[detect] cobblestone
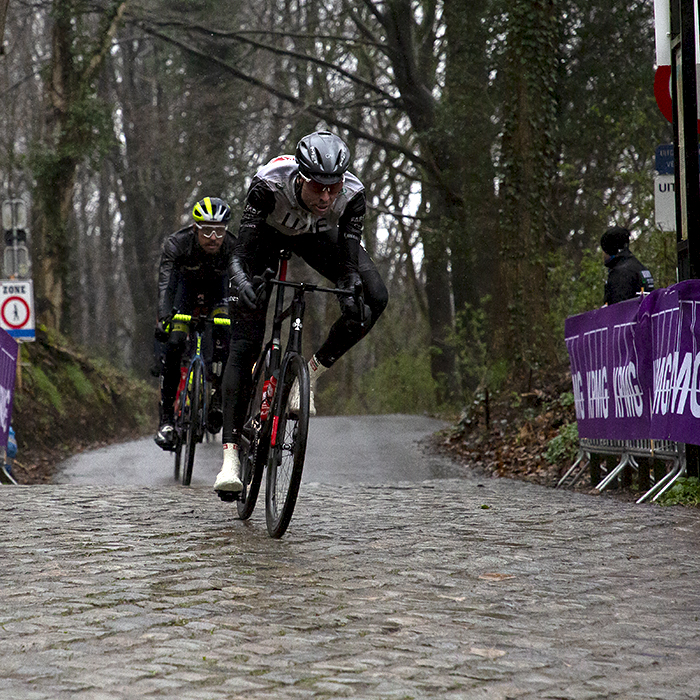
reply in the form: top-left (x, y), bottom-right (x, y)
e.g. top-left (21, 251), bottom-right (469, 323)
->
top-left (1, 475), bottom-right (700, 699)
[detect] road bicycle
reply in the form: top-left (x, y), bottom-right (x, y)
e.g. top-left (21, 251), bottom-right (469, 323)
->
top-left (171, 312), bottom-right (230, 486)
top-left (222, 251), bottom-right (361, 538)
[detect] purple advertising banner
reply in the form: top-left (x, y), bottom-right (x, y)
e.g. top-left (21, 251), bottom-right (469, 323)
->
top-left (637, 284), bottom-right (679, 441)
top-left (0, 326), bottom-right (18, 448)
top-left (565, 296), bottom-right (647, 439)
top-left (642, 280), bottom-right (700, 443)
top-left (565, 279), bottom-right (700, 444)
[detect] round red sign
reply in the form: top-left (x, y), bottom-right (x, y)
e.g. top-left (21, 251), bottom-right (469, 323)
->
top-left (654, 64), bottom-right (700, 132)
top-left (1, 296), bottom-right (30, 329)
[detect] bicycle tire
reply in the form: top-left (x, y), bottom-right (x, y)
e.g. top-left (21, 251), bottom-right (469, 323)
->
top-left (182, 361), bottom-right (205, 486)
top-left (173, 387), bottom-right (186, 481)
top-left (237, 352), bottom-right (270, 520)
top-left (265, 353), bottom-right (310, 538)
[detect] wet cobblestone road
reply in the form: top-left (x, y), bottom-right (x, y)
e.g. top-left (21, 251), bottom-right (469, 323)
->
top-left (2, 473), bottom-right (700, 698)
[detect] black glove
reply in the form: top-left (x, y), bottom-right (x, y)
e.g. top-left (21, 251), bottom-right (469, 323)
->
top-left (230, 258), bottom-right (258, 310)
top-left (155, 315), bottom-right (172, 342)
top-left (337, 272), bottom-right (369, 324)
top-left (237, 277), bottom-right (258, 309)
top-left (251, 269), bottom-right (275, 308)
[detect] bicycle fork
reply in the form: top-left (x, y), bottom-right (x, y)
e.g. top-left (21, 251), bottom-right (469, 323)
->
top-left (191, 334), bottom-right (207, 427)
top-left (270, 288), bottom-right (307, 447)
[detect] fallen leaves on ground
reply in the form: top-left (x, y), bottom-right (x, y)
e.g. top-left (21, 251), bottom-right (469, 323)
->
top-left (478, 572), bottom-right (516, 581)
top-left (469, 647), bottom-right (507, 659)
top-left (428, 372), bottom-right (577, 489)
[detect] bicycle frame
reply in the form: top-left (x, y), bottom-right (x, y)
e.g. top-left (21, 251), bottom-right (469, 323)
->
top-left (263, 254), bottom-right (357, 412)
top-left (173, 315), bottom-right (219, 421)
top-left (171, 313), bottom-right (230, 485)
top-left (235, 251), bottom-right (359, 535)
top-left (173, 314), bottom-right (231, 392)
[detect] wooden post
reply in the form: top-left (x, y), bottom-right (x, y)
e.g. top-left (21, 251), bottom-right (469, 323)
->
top-left (637, 456), bottom-right (651, 493)
top-left (14, 342), bottom-right (21, 392)
top-left (589, 453), bottom-right (601, 487)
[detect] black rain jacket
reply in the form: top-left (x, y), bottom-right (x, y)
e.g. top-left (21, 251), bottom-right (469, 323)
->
top-left (604, 249), bottom-right (654, 305)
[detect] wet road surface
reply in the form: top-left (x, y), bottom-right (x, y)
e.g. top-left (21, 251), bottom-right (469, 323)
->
top-left (54, 414), bottom-right (458, 487)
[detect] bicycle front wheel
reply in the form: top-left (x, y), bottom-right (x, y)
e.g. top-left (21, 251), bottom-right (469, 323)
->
top-left (173, 388), bottom-right (186, 481)
top-left (265, 353), bottom-right (309, 538)
top-left (182, 361), bottom-right (206, 486)
top-left (237, 352), bottom-right (270, 520)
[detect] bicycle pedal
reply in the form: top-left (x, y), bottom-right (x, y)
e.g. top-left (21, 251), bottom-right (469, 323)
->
top-left (217, 490), bottom-right (241, 502)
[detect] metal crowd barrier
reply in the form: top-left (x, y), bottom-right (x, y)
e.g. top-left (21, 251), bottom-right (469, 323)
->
top-left (557, 438), bottom-right (685, 504)
top-left (0, 465), bottom-right (17, 485)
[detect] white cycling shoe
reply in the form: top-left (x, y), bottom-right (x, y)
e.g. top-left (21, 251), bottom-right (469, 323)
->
top-left (288, 355), bottom-right (328, 416)
top-left (289, 378), bottom-right (316, 416)
top-left (214, 444), bottom-right (243, 492)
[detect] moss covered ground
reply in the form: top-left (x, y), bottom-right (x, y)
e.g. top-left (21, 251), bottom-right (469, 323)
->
top-left (9, 328), bottom-right (157, 484)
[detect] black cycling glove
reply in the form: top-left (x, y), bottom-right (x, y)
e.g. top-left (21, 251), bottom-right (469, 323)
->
top-left (230, 259), bottom-right (272, 311)
top-left (155, 315), bottom-right (172, 342)
top-left (230, 258), bottom-right (258, 310)
top-left (337, 272), bottom-right (370, 324)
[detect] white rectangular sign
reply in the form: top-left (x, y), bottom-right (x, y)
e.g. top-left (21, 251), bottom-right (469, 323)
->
top-left (654, 174), bottom-right (676, 231)
top-left (0, 279), bottom-right (35, 342)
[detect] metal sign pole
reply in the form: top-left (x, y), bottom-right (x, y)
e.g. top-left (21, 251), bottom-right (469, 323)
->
top-left (672, 0), bottom-right (700, 276)
top-left (670, 0), bottom-right (700, 475)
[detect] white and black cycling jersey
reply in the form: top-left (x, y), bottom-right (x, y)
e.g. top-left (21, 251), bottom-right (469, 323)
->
top-left (241, 155), bottom-right (365, 241)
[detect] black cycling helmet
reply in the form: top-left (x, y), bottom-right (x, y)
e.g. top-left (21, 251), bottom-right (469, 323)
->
top-left (192, 197), bottom-right (231, 223)
top-left (601, 226), bottom-right (630, 256)
top-left (295, 131), bottom-right (351, 185)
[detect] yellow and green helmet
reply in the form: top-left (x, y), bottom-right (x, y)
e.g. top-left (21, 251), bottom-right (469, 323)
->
top-left (192, 197), bottom-right (231, 223)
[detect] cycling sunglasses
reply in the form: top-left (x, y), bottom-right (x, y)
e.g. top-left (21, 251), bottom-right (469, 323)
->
top-left (196, 223), bottom-right (226, 239)
top-left (300, 173), bottom-right (344, 196)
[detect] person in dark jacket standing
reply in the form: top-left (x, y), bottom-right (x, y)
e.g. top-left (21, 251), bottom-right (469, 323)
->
top-left (600, 226), bottom-right (655, 305)
top-left (153, 197), bottom-right (235, 450)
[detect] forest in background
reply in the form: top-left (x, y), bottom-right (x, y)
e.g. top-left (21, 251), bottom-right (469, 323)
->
top-left (0, 0), bottom-right (675, 417)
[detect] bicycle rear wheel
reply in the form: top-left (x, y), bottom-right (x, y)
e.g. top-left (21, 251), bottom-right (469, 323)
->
top-left (237, 352), bottom-right (270, 520)
top-left (182, 361), bottom-right (205, 486)
top-left (265, 353), bottom-right (309, 538)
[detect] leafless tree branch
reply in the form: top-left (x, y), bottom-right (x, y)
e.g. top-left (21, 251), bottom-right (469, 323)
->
top-left (135, 15), bottom-right (400, 106)
top-left (130, 19), bottom-right (430, 171)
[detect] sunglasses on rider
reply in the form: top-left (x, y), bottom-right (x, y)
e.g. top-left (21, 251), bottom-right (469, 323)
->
top-left (300, 173), bottom-right (344, 196)
top-left (196, 223), bottom-right (226, 239)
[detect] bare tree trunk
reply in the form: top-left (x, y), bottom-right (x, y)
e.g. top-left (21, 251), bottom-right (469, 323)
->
top-left (32, 0), bottom-right (127, 331)
top-left (442, 0), bottom-right (497, 316)
top-left (496, 0), bottom-right (559, 374)
top-left (373, 0), bottom-right (460, 400)
top-left (0, 0), bottom-right (9, 55)
top-left (32, 1), bottom-right (73, 329)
